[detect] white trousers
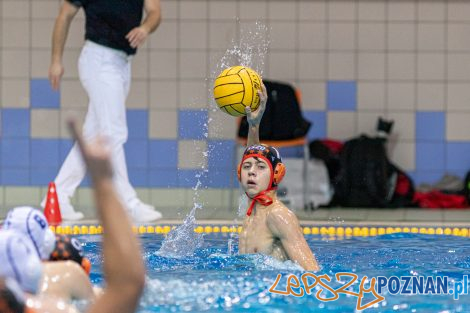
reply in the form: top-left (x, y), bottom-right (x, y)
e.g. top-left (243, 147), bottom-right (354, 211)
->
top-left (54, 41), bottom-right (138, 208)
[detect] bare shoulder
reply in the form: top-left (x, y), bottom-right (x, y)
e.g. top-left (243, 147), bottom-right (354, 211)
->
top-left (267, 202), bottom-right (299, 223)
top-left (266, 202), bottom-right (301, 235)
top-left (44, 260), bottom-right (87, 279)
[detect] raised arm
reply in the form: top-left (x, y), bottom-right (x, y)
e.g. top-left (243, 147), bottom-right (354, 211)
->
top-left (246, 84), bottom-right (267, 147)
top-left (49, 1), bottom-right (79, 90)
top-left (68, 121), bottom-right (145, 313)
top-left (126, 0), bottom-right (162, 48)
top-left (267, 208), bottom-right (320, 271)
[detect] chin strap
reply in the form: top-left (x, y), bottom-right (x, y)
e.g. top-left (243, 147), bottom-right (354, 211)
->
top-left (246, 189), bottom-right (275, 216)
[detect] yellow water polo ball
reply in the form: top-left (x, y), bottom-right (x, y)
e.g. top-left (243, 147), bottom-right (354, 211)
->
top-left (213, 65), bottom-right (262, 117)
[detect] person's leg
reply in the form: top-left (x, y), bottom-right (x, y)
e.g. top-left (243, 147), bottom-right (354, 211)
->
top-left (111, 60), bottom-right (137, 206)
top-left (87, 47), bottom-right (161, 222)
top-left (41, 44), bottom-right (102, 220)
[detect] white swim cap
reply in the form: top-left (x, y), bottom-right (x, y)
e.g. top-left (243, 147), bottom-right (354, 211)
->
top-left (3, 206), bottom-right (55, 260)
top-left (0, 230), bottom-right (43, 294)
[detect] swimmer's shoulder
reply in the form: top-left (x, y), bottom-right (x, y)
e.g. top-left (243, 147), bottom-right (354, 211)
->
top-left (44, 260), bottom-right (84, 274)
top-left (268, 202), bottom-right (296, 219)
top-left (266, 202), bottom-right (299, 234)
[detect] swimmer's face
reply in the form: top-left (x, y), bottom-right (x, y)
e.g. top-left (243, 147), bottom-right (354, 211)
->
top-left (240, 157), bottom-right (271, 197)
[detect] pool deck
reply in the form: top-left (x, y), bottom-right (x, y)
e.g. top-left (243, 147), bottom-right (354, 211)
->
top-left (53, 208), bottom-right (470, 227)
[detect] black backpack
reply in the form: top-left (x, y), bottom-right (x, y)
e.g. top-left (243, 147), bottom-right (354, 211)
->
top-left (237, 80), bottom-right (311, 140)
top-left (332, 135), bottom-right (395, 207)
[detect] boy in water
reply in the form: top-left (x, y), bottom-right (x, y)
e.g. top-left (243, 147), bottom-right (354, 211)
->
top-left (237, 85), bottom-right (320, 271)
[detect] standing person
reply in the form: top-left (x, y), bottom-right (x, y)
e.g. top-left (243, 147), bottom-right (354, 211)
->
top-left (43, 0), bottom-right (162, 222)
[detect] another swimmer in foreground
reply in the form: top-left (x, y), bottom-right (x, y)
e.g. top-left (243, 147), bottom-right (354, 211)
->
top-left (40, 234), bottom-right (99, 301)
top-left (0, 229), bottom-right (79, 313)
top-left (3, 206), bottom-right (97, 302)
top-left (0, 121), bottom-right (145, 313)
top-left (237, 84), bottom-right (320, 271)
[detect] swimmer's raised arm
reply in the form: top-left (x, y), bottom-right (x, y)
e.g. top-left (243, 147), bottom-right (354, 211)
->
top-left (267, 208), bottom-right (320, 271)
top-left (69, 120), bottom-right (145, 313)
top-left (245, 84), bottom-right (267, 147)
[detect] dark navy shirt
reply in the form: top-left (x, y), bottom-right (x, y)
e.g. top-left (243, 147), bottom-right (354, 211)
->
top-left (67, 0), bottom-right (144, 55)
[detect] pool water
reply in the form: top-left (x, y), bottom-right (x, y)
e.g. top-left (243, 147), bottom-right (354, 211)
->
top-left (81, 232), bottom-right (470, 312)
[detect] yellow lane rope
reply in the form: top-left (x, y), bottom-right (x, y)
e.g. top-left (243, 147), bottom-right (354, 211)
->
top-left (49, 225), bottom-right (470, 237)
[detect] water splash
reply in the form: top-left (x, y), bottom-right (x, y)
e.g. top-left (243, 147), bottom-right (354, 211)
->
top-left (208, 20), bottom-right (270, 161)
top-left (237, 191), bottom-right (249, 217)
top-left (157, 21), bottom-right (270, 258)
top-left (212, 20), bottom-right (269, 79)
top-left (156, 204), bottom-right (204, 258)
top-left (140, 253), bottom-right (303, 311)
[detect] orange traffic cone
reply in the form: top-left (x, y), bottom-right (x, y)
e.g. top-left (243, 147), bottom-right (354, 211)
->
top-left (44, 182), bottom-right (62, 226)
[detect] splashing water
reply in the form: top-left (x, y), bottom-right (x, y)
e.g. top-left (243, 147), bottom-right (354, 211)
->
top-left (237, 191), bottom-right (249, 217)
top-left (208, 21), bottom-right (270, 149)
top-left (156, 204), bottom-right (204, 258)
top-left (213, 21), bottom-right (270, 254)
top-left (158, 21), bottom-right (270, 258)
top-left (212, 21), bottom-right (270, 79)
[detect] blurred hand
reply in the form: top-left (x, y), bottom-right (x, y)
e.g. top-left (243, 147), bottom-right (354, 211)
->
top-left (126, 26), bottom-right (149, 48)
top-left (49, 62), bottom-right (64, 90)
top-left (68, 120), bottom-right (113, 181)
top-left (246, 83), bottom-right (267, 127)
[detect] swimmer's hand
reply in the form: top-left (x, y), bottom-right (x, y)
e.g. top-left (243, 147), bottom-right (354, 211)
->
top-left (246, 83), bottom-right (267, 127)
top-left (68, 120), bottom-right (114, 181)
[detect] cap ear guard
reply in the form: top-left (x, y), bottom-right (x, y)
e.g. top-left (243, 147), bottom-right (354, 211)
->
top-left (22, 256), bottom-right (43, 295)
top-left (10, 236), bottom-right (43, 294)
top-left (237, 160), bottom-right (285, 186)
top-left (81, 258), bottom-right (91, 276)
top-left (237, 163), bottom-right (242, 182)
top-left (273, 162), bottom-right (286, 185)
top-left (40, 229), bottom-right (56, 260)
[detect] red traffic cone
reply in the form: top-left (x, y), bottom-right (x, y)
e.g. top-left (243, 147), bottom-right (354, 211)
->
top-left (44, 182), bottom-right (62, 226)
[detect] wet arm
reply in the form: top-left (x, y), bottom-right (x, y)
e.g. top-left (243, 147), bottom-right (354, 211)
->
top-left (267, 209), bottom-right (320, 271)
top-left (87, 179), bottom-right (145, 313)
top-left (246, 84), bottom-right (267, 147)
top-left (69, 121), bottom-right (145, 313)
top-left (246, 124), bottom-right (260, 147)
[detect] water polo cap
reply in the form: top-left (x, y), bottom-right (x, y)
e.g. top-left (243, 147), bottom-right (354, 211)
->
top-left (49, 235), bottom-right (91, 275)
top-left (0, 230), bottom-right (44, 294)
top-left (237, 144), bottom-right (286, 216)
top-left (4, 206), bottom-right (56, 260)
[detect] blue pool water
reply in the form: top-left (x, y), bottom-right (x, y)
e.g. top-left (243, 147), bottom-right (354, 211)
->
top-left (81, 232), bottom-right (470, 312)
